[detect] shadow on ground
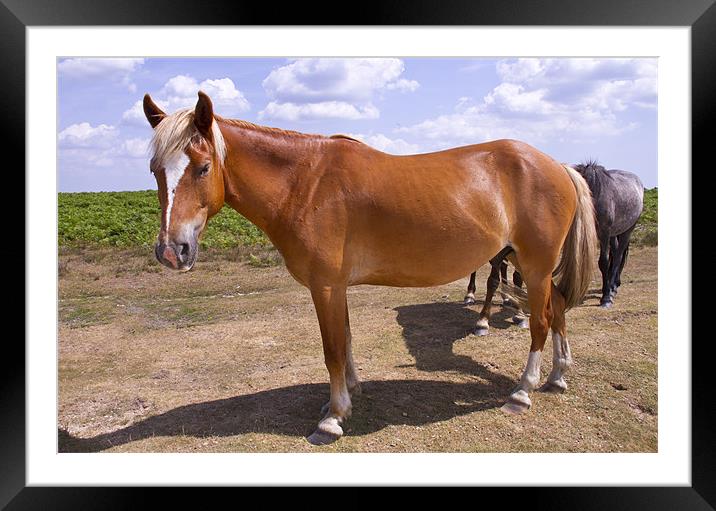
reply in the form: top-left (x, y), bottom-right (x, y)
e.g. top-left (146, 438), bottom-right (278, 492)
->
top-left (394, 301), bottom-right (520, 379)
top-left (60, 300), bottom-right (527, 453)
top-left (59, 379), bottom-right (505, 452)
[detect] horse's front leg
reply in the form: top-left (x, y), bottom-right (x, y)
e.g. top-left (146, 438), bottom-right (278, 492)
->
top-left (464, 271), bottom-right (478, 304)
top-left (320, 297), bottom-right (360, 414)
top-left (307, 283), bottom-right (352, 445)
top-left (502, 275), bottom-right (552, 414)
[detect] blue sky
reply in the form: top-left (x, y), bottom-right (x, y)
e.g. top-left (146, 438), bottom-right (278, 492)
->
top-left (58, 57), bottom-right (657, 192)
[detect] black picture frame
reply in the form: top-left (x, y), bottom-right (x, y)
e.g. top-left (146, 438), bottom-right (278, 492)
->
top-left (7, 0), bottom-right (711, 506)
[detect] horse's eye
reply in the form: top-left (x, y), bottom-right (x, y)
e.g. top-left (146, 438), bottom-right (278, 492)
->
top-left (199, 163), bottom-right (210, 176)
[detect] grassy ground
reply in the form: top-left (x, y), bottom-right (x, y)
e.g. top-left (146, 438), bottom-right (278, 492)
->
top-left (58, 246), bottom-right (657, 453)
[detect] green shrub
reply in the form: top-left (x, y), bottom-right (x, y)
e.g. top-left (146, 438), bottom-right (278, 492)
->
top-left (58, 190), bottom-right (269, 249)
top-left (632, 188), bottom-right (657, 246)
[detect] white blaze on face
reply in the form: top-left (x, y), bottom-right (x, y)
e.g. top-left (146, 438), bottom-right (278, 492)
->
top-left (163, 153), bottom-right (190, 243)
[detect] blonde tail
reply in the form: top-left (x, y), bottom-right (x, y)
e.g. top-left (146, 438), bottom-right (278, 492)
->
top-left (554, 165), bottom-right (598, 310)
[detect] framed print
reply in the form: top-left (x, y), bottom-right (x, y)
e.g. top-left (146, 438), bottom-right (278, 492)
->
top-left (7, 0), bottom-right (712, 506)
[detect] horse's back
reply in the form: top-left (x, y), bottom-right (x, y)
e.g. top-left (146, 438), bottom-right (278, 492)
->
top-left (326, 139), bottom-right (576, 286)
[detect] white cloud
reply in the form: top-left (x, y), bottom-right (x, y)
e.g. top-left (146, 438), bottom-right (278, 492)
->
top-left (346, 133), bottom-right (421, 155)
top-left (58, 58), bottom-right (144, 77)
top-left (483, 83), bottom-right (553, 115)
top-left (385, 78), bottom-right (420, 93)
top-left (121, 138), bottom-right (150, 158)
top-left (59, 148), bottom-right (115, 168)
top-left (58, 122), bottom-right (118, 148)
top-left (496, 58), bottom-right (546, 83)
top-left (495, 58), bottom-right (657, 110)
top-left (58, 58), bottom-right (145, 92)
top-left (259, 101), bottom-right (379, 121)
top-left (399, 58), bottom-right (656, 147)
top-left (159, 75), bottom-right (250, 113)
top-left (122, 74), bottom-right (250, 126)
top-left (58, 122), bottom-right (151, 170)
top-left (260, 58), bottom-right (419, 121)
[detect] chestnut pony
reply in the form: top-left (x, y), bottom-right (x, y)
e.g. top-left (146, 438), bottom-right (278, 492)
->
top-left (144, 91), bottom-right (597, 445)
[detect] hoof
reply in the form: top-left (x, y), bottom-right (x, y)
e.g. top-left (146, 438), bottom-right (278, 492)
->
top-left (307, 417), bottom-right (344, 446)
top-left (464, 294), bottom-right (476, 305)
top-left (500, 400), bottom-right (530, 415)
top-left (539, 380), bottom-right (567, 394)
top-left (513, 315), bottom-right (529, 329)
top-left (599, 301), bottom-right (613, 309)
top-left (474, 318), bottom-right (489, 336)
top-left (500, 390), bottom-right (531, 415)
top-left (307, 429), bottom-right (342, 445)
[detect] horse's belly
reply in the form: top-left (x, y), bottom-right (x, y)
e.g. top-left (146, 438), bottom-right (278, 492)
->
top-left (349, 232), bottom-right (504, 287)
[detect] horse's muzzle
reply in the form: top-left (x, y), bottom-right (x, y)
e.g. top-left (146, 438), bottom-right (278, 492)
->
top-left (155, 240), bottom-right (196, 271)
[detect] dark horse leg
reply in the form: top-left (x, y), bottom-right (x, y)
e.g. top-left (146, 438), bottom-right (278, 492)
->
top-left (605, 236), bottom-right (618, 294)
top-left (513, 269), bottom-right (524, 288)
top-left (609, 225), bottom-right (636, 297)
top-left (509, 268), bottom-right (529, 328)
top-left (615, 245), bottom-right (629, 290)
top-left (499, 260), bottom-right (528, 328)
top-left (474, 247), bottom-right (514, 336)
top-left (466, 259), bottom-right (512, 306)
top-left (464, 271), bottom-right (478, 304)
top-left (499, 261), bottom-right (512, 306)
top-left (467, 248), bottom-right (529, 334)
top-left (598, 234), bottom-right (613, 308)
top-left (474, 263), bottom-right (501, 336)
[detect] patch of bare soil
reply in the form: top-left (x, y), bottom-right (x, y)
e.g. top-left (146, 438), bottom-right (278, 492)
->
top-left (58, 247), bottom-right (657, 453)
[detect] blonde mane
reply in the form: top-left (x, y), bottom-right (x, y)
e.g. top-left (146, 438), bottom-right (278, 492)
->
top-left (150, 108), bottom-right (227, 167)
top-left (150, 110), bottom-right (365, 168)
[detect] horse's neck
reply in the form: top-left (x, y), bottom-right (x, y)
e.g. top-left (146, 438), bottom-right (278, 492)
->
top-left (582, 167), bottom-right (603, 200)
top-left (219, 122), bottom-right (321, 234)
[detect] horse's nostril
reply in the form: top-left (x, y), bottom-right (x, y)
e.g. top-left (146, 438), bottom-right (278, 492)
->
top-left (179, 243), bottom-right (190, 257)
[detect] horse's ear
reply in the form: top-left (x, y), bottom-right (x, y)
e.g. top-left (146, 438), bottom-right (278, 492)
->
top-left (194, 91), bottom-right (214, 139)
top-left (143, 94), bottom-right (166, 129)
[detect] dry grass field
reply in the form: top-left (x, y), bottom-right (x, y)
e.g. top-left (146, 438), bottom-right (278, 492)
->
top-left (58, 246), bottom-right (657, 453)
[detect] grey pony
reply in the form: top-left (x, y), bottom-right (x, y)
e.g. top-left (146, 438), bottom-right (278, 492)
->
top-left (573, 160), bottom-right (644, 308)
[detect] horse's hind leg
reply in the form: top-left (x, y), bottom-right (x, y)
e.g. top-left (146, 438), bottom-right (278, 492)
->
top-left (604, 229), bottom-right (632, 304)
top-left (613, 225), bottom-right (635, 294)
top-left (502, 273), bottom-right (553, 414)
top-left (510, 268), bottom-right (529, 329)
top-left (474, 263), bottom-right (500, 336)
top-left (501, 258), bottom-right (529, 329)
top-left (615, 244), bottom-right (628, 290)
top-left (464, 271), bottom-right (478, 304)
top-left (539, 283), bottom-right (572, 393)
top-left (308, 284), bottom-right (352, 445)
top-left (499, 261), bottom-right (511, 305)
top-left (598, 234), bottom-right (613, 308)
